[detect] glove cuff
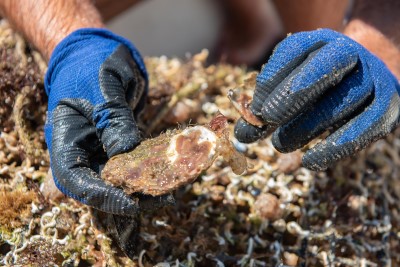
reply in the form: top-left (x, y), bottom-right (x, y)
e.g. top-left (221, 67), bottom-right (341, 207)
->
top-left (45, 28), bottom-right (148, 96)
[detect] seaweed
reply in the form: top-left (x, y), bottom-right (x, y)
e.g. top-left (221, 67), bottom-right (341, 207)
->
top-left (0, 189), bottom-right (37, 230)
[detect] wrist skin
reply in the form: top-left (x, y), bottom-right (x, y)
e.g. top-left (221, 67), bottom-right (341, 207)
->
top-left (0, 0), bottom-right (105, 61)
top-left (343, 0), bottom-right (400, 79)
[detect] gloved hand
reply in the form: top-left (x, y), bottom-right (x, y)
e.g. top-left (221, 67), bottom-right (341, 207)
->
top-left (235, 29), bottom-right (400, 171)
top-left (45, 28), bottom-right (173, 215)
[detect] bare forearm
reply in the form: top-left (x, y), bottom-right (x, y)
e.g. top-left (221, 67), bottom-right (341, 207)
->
top-left (344, 0), bottom-right (400, 79)
top-left (0, 0), bottom-right (105, 61)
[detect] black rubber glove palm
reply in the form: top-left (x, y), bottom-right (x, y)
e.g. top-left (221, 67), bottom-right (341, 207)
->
top-left (45, 29), bottom-right (173, 215)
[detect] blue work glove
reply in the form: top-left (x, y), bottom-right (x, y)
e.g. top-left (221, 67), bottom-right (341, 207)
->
top-left (235, 29), bottom-right (400, 170)
top-left (45, 28), bottom-right (173, 215)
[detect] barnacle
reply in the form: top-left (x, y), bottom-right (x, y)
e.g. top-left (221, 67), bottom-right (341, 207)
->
top-left (102, 113), bottom-right (247, 196)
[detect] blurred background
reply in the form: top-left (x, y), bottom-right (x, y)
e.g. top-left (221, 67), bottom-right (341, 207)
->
top-left (107, 0), bottom-right (220, 59)
top-left (97, 0), bottom-right (351, 67)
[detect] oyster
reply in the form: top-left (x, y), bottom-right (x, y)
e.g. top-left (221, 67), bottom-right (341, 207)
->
top-left (101, 113), bottom-right (247, 196)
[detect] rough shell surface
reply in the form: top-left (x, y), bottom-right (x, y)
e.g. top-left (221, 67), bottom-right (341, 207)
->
top-left (101, 114), bottom-right (247, 196)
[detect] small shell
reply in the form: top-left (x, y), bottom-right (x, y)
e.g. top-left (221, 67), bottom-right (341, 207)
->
top-left (228, 88), bottom-right (264, 127)
top-left (101, 114), bottom-right (247, 196)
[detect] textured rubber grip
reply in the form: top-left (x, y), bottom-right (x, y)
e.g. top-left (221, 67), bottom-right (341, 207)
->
top-left (51, 102), bottom-right (139, 215)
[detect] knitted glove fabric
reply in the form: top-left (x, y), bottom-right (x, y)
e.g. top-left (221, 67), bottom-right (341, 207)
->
top-left (235, 29), bottom-right (400, 170)
top-left (45, 28), bottom-right (172, 215)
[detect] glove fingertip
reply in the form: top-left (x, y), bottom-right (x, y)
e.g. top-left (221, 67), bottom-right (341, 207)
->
top-left (302, 139), bottom-right (349, 171)
top-left (96, 104), bottom-right (143, 158)
top-left (234, 118), bottom-right (274, 143)
top-left (106, 131), bottom-right (141, 158)
top-left (271, 129), bottom-right (297, 153)
top-left (302, 148), bottom-right (331, 171)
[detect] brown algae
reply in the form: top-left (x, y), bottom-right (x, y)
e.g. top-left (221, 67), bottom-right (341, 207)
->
top-left (101, 114), bottom-right (247, 196)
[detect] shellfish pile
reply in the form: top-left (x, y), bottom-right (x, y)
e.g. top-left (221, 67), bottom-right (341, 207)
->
top-left (1, 20), bottom-right (400, 266)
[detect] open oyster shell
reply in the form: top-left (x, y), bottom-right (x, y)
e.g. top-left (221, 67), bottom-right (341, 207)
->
top-left (101, 114), bottom-right (247, 196)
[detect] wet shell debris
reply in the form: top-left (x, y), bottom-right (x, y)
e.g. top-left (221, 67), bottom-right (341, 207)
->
top-left (2, 19), bottom-right (400, 266)
top-left (102, 113), bottom-right (247, 196)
